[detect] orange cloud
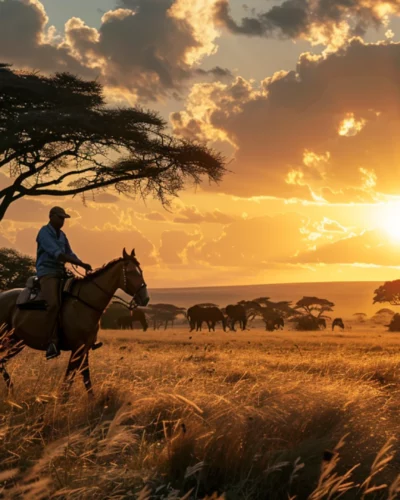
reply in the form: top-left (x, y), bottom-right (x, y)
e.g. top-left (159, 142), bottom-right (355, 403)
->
top-left (159, 230), bottom-right (201, 265)
top-left (187, 213), bottom-right (307, 267)
top-left (173, 38), bottom-right (400, 202)
top-left (173, 206), bottom-right (236, 224)
top-left (293, 229), bottom-right (400, 266)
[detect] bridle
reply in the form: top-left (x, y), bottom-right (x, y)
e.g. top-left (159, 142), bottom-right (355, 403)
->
top-left (68, 261), bottom-right (146, 313)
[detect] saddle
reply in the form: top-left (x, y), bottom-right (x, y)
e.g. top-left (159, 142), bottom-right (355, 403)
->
top-left (16, 276), bottom-right (75, 311)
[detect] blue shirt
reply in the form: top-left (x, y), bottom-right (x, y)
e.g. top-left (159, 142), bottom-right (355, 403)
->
top-left (36, 224), bottom-right (78, 277)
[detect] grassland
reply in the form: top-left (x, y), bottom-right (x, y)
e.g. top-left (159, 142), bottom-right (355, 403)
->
top-left (1, 325), bottom-right (400, 499)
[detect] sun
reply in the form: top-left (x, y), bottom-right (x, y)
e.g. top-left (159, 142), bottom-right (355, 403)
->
top-left (381, 203), bottom-right (400, 242)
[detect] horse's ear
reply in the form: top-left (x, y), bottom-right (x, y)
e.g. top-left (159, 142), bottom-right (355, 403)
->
top-left (123, 248), bottom-right (129, 259)
top-left (131, 249), bottom-right (136, 257)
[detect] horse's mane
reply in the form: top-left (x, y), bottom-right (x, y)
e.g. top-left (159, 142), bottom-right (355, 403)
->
top-left (74, 257), bottom-right (123, 281)
top-left (74, 254), bottom-right (141, 281)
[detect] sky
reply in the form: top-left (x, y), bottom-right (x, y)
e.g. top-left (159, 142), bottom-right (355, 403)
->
top-left (3, 0), bottom-right (400, 287)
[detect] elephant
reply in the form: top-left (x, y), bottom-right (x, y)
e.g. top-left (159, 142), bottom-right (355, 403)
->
top-left (225, 304), bottom-right (247, 331)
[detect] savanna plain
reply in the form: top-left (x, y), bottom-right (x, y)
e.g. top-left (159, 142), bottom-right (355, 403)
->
top-left (1, 324), bottom-right (400, 499)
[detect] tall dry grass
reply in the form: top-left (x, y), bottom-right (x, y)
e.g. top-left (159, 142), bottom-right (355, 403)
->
top-left (0, 327), bottom-right (399, 499)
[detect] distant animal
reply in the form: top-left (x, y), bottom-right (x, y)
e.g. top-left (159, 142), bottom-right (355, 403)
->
top-left (332, 318), bottom-right (344, 331)
top-left (318, 318), bottom-right (327, 330)
top-left (117, 311), bottom-right (148, 331)
top-left (187, 305), bottom-right (226, 332)
top-left (205, 306), bottom-right (227, 332)
top-left (226, 304), bottom-right (247, 331)
top-left (187, 305), bottom-right (202, 332)
top-left (264, 313), bottom-right (284, 332)
top-left (117, 316), bottom-right (132, 329)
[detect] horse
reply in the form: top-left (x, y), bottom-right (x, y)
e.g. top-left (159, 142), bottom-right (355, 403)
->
top-left (0, 248), bottom-right (149, 395)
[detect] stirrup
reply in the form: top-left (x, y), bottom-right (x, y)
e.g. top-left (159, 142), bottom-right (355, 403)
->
top-left (92, 342), bottom-right (103, 351)
top-left (46, 343), bottom-right (60, 360)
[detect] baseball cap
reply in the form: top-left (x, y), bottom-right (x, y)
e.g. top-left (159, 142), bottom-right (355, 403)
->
top-left (49, 206), bottom-right (71, 219)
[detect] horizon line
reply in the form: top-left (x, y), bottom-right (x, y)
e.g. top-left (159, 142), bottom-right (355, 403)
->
top-left (149, 279), bottom-right (385, 291)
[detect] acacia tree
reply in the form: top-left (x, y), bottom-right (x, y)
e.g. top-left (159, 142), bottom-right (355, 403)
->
top-left (373, 281), bottom-right (400, 331)
top-left (353, 313), bottom-right (367, 323)
top-left (291, 296), bottom-right (334, 331)
top-left (146, 303), bottom-right (187, 330)
top-left (0, 247), bottom-right (35, 290)
top-left (0, 64), bottom-right (226, 219)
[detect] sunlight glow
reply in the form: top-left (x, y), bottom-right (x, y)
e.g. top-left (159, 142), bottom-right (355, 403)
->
top-left (381, 203), bottom-right (400, 242)
top-left (338, 113), bottom-right (366, 137)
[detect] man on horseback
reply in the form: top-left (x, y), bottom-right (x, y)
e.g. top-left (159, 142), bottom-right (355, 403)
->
top-left (37, 206), bottom-right (92, 360)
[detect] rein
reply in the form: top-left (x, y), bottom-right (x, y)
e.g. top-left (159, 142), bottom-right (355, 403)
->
top-left (67, 264), bottom-right (117, 313)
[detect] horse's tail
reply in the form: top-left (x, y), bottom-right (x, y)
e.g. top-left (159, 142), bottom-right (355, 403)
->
top-left (0, 290), bottom-right (20, 337)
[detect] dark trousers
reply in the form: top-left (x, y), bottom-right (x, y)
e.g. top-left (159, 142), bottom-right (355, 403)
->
top-left (39, 275), bottom-right (62, 345)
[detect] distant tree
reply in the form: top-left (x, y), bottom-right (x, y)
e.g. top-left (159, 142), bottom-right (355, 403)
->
top-left (388, 314), bottom-right (400, 332)
top-left (291, 296), bottom-right (334, 331)
top-left (353, 313), bottom-right (367, 323)
top-left (0, 247), bottom-right (35, 290)
top-left (290, 315), bottom-right (326, 331)
top-left (373, 281), bottom-right (400, 306)
top-left (376, 308), bottom-right (395, 315)
top-left (295, 296), bottom-right (334, 318)
top-left (373, 282), bottom-right (400, 330)
top-left (0, 64), bottom-right (226, 220)
top-left (252, 297), bottom-right (297, 318)
top-left (145, 303), bottom-right (186, 329)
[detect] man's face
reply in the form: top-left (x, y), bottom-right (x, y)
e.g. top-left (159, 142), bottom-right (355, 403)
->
top-left (50, 214), bottom-right (65, 230)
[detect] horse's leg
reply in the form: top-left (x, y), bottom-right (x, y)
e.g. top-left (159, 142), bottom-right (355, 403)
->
top-left (62, 347), bottom-right (85, 398)
top-left (0, 339), bottom-right (25, 390)
top-left (80, 352), bottom-right (93, 397)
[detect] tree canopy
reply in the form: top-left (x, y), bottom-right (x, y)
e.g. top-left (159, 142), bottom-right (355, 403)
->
top-left (0, 247), bottom-right (35, 290)
top-left (373, 281), bottom-right (400, 306)
top-left (0, 64), bottom-right (226, 219)
top-left (295, 296), bottom-right (334, 318)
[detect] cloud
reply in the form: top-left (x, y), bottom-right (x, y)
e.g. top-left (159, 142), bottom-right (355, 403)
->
top-left (317, 218), bottom-right (348, 234)
top-left (215, 0), bottom-right (399, 49)
top-left (159, 229), bottom-right (200, 264)
top-left (293, 229), bottom-right (400, 266)
top-left (195, 66), bottom-right (233, 79)
top-left (2, 198), bottom-right (81, 222)
top-left (15, 223), bottom-right (158, 268)
top-left (134, 211), bottom-right (167, 222)
top-left (173, 205), bottom-right (236, 224)
top-left (144, 211), bottom-right (168, 222)
top-left (0, 0), bottom-right (223, 101)
top-left (172, 38), bottom-right (400, 202)
top-left (90, 193), bottom-right (120, 204)
top-left (0, 232), bottom-right (12, 247)
top-left (187, 213), bottom-right (308, 267)
top-left (0, 0), bottom-right (96, 77)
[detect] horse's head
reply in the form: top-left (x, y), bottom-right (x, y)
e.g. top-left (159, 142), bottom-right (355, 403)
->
top-left (121, 248), bottom-right (149, 307)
